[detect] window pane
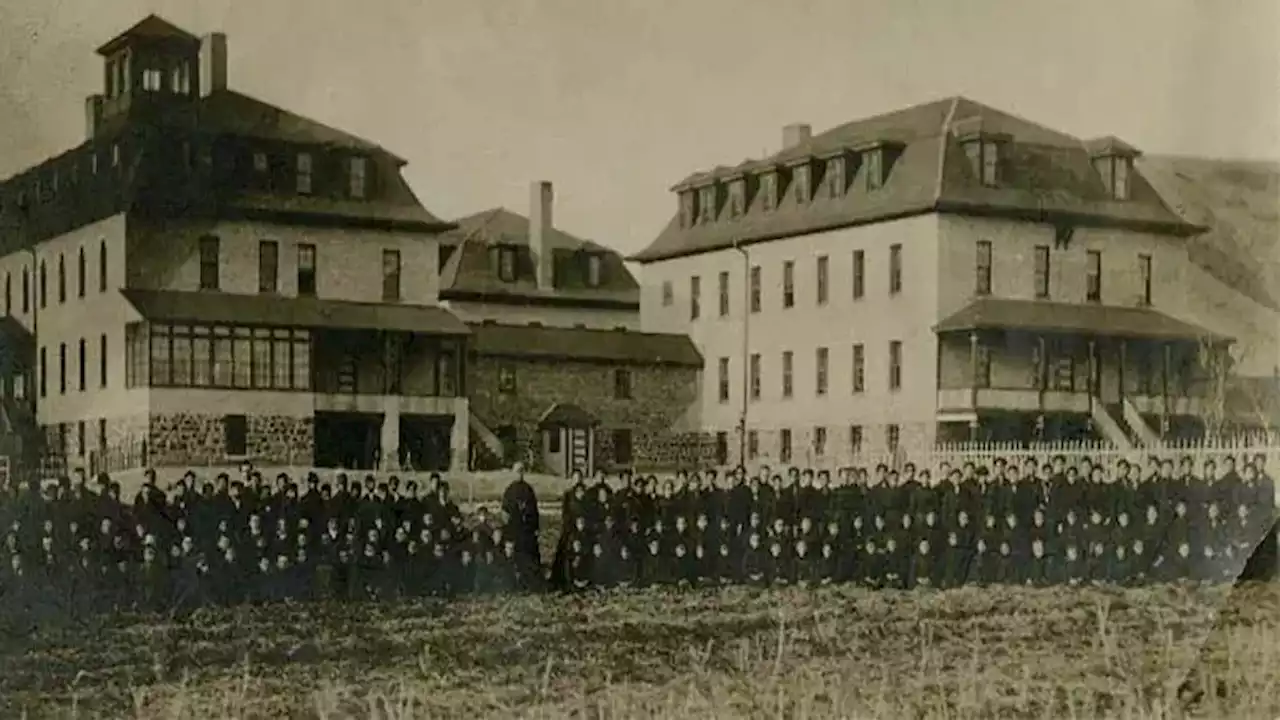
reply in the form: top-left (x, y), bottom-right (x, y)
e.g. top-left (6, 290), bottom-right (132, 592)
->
top-left (192, 335), bottom-right (211, 386)
top-left (149, 325), bottom-right (171, 385)
top-left (233, 330), bottom-right (252, 388)
top-left (273, 339), bottom-right (292, 389)
top-left (172, 330), bottom-right (192, 386)
top-left (292, 337), bottom-right (310, 390)
top-left (252, 330), bottom-right (272, 388)
top-left (213, 332), bottom-right (233, 387)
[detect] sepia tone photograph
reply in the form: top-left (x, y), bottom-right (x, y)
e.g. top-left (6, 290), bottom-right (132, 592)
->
top-left (0, 0), bottom-right (1278, 717)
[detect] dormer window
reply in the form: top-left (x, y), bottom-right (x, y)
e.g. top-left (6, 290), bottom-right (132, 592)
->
top-left (759, 170), bottom-right (778, 212)
top-left (585, 253), bottom-right (603, 287)
top-left (824, 155), bottom-right (847, 198)
top-left (1094, 155), bottom-right (1133, 200)
top-left (349, 156), bottom-right (368, 199)
top-left (496, 246), bottom-right (518, 283)
top-left (296, 153), bottom-right (313, 195)
top-left (865, 149), bottom-right (884, 190)
top-left (792, 164), bottom-right (811, 204)
top-left (963, 139), bottom-right (1002, 187)
top-left (697, 185), bottom-right (716, 224)
top-left (679, 191), bottom-right (696, 228)
top-left (727, 178), bottom-right (746, 218)
top-left (170, 61), bottom-right (191, 95)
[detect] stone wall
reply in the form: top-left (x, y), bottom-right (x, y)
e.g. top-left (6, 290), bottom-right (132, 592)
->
top-left (468, 356), bottom-right (704, 474)
top-left (147, 412), bottom-right (315, 468)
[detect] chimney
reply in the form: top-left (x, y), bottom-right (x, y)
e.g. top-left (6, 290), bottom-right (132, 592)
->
top-left (529, 181), bottom-right (554, 289)
top-left (199, 32), bottom-right (228, 97)
top-left (782, 123), bottom-right (812, 150)
top-left (84, 95), bottom-right (102, 140)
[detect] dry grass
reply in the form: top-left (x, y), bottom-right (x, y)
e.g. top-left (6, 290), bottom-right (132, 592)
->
top-left (2, 580), bottom-right (1278, 719)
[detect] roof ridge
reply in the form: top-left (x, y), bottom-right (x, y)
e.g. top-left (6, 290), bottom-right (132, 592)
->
top-left (933, 97), bottom-right (960, 205)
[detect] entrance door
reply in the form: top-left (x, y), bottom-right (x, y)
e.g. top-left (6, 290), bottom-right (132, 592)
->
top-left (542, 427), bottom-right (566, 476)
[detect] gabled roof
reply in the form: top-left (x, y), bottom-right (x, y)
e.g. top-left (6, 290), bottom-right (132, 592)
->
top-left (633, 96), bottom-right (1200, 263)
top-left (438, 207), bottom-right (639, 306)
top-left (97, 14), bottom-right (200, 56)
top-left (1136, 154), bottom-right (1280, 312)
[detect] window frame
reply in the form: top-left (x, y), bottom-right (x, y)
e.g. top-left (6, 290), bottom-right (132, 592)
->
top-left (297, 243), bottom-right (317, 296)
top-left (382, 249), bottom-right (402, 302)
top-left (198, 236), bottom-right (220, 291)
top-left (258, 240), bottom-right (279, 294)
top-left (1033, 245), bottom-right (1050, 299)
top-left (975, 240), bottom-right (992, 296)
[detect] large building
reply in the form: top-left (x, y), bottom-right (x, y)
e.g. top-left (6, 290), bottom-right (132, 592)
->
top-left (437, 182), bottom-right (710, 476)
top-left (631, 97), bottom-right (1279, 467)
top-left (0, 16), bottom-right (471, 475)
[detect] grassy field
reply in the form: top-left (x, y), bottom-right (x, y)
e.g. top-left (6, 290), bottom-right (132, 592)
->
top-left (1, 577), bottom-right (1278, 719)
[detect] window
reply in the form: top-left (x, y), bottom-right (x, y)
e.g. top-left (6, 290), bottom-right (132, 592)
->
top-left (718, 271), bottom-right (730, 317)
top-left (199, 236), bottom-right (220, 290)
top-left (150, 325), bottom-right (172, 386)
top-left (57, 254), bottom-right (66, 303)
top-left (852, 343), bottom-right (865, 393)
top-left (975, 343), bottom-right (991, 388)
top-left (39, 347), bottom-right (46, 397)
top-left (296, 153), bottom-right (313, 195)
top-left (498, 364), bottom-right (517, 394)
top-left (251, 328), bottom-right (272, 389)
top-left (97, 333), bottom-right (107, 388)
top-left (586, 254), bottom-right (603, 287)
top-left (966, 140), bottom-right (1000, 186)
top-left (349, 156), bottom-right (368, 198)
top-left (717, 357), bottom-right (730, 403)
top-left (78, 339), bottom-right (86, 391)
top-left (760, 172), bottom-right (777, 211)
top-left (1085, 250), bottom-right (1101, 302)
top-left (171, 61), bottom-right (191, 94)
top-left (257, 241), bottom-right (279, 293)
top-left (816, 255), bottom-right (829, 305)
top-left (866, 149), bottom-right (884, 190)
top-left (1138, 254), bottom-right (1152, 306)
top-left (697, 186), bottom-right (716, 223)
top-left (679, 192), bottom-right (696, 227)
top-left (99, 240), bottom-right (108, 292)
top-left (815, 347), bottom-right (829, 395)
top-left (1033, 245), bottom-right (1050, 298)
top-left (690, 276), bottom-right (701, 320)
top-left (780, 429), bottom-right (792, 463)
top-left (548, 428), bottom-right (562, 453)
top-left (77, 247), bottom-right (86, 298)
top-left (749, 266), bottom-right (761, 313)
top-left (614, 369), bottom-right (632, 399)
top-left (191, 327), bottom-right (211, 387)
top-left (252, 152), bottom-right (269, 176)
top-left (382, 249), bottom-right (401, 301)
top-left (728, 180), bottom-right (744, 218)
top-left (826, 157), bottom-right (846, 198)
top-left (814, 426), bottom-right (827, 457)
top-left (888, 340), bottom-right (902, 390)
top-left (125, 324), bottom-right (147, 388)
top-left (782, 261), bottom-right (795, 308)
top-left (142, 68), bottom-right (163, 91)
top-left (749, 353), bottom-right (761, 401)
top-left (1114, 158), bottom-right (1130, 200)
top-left (849, 425), bottom-right (863, 455)
top-left (888, 244), bottom-right (902, 295)
top-left (297, 244), bottom-right (317, 296)
top-left (714, 432), bottom-right (728, 466)
top-left (59, 343), bottom-right (67, 394)
top-left (612, 429), bottom-right (633, 465)
top-left (224, 415), bottom-right (248, 456)
top-left (793, 166), bottom-right (810, 203)
top-left (661, 280), bottom-right (673, 307)
top-left (21, 268), bottom-right (28, 313)
top-left (781, 350), bottom-right (793, 398)
top-left (853, 250), bottom-right (865, 299)
top-left (747, 430), bottom-right (759, 460)
top-left (886, 424), bottom-right (900, 453)
top-left (39, 260), bottom-right (46, 308)
top-left (975, 240), bottom-right (992, 295)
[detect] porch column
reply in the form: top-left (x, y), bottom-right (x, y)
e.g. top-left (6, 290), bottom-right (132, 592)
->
top-left (1087, 339), bottom-right (1096, 410)
top-left (449, 398), bottom-right (470, 473)
top-left (968, 332), bottom-right (979, 409)
top-left (380, 399), bottom-right (400, 472)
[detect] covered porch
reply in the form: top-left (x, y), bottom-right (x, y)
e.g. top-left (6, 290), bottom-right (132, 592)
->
top-left (122, 289), bottom-right (473, 471)
top-left (934, 297), bottom-right (1230, 444)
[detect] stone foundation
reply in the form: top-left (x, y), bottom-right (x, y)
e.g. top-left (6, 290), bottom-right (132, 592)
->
top-left (148, 413), bottom-right (314, 468)
top-left (249, 415), bottom-right (314, 466)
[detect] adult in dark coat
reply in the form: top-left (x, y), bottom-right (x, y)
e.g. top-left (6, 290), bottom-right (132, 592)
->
top-left (501, 464), bottom-right (542, 569)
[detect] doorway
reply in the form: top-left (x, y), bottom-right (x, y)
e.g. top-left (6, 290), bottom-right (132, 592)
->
top-left (314, 412), bottom-right (381, 470)
top-left (400, 414), bottom-right (454, 472)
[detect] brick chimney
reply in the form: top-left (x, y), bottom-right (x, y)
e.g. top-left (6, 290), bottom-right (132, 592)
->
top-left (782, 123), bottom-right (812, 150)
top-left (199, 32), bottom-right (228, 97)
top-left (530, 181), bottom-right (554, 289)
top-left (84, 95), bottom-right (102, 140)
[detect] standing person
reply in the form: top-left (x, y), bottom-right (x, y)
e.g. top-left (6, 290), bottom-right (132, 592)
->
top-left (501, 463), bottom-right (542, 570)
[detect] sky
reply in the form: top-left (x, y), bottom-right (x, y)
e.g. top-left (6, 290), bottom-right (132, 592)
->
top-left (0, 0), bottom-right (1276, 258)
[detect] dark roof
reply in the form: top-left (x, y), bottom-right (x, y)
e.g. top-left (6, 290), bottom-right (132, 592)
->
top-left (467, 322), bottom-right (702, 367)
top-left (538, 403), bottom-right (598, 429)
top-left (97, 15), bottom-right (199, 56)
top-left (1137, 155), bottom-right (1280, 311)
top-left (632, 96), bottom-right (1200, 263)
top-left (122, 289), bottom-right (470, 336)
top-left (0, 317), bottom-right (34, 370)
top-left (933, 297), bottom-right (1227, 342)
top-left (438, 207), bottom-right (638, 306)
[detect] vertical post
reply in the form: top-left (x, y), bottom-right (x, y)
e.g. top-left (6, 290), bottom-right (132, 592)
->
top-left (968, 332), bottom-right (979, 409)
top-left (1162, 342), bottom-right (1172, 436)
top-left (1118, 339), bottom-right (1127, 401)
